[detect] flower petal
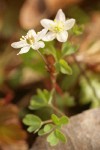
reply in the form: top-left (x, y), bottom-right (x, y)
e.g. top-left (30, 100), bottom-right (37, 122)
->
top-left (65, 19), bottom-right (75, 30)
top-left (27, 29), bottom-right (36, 37)
top-left (40, 19), bottom-right (54, 29)
top-left (17, 46), bottom-right (30, 55)
top-left (56, 31), bottom-right (68, 42)
top-left (32, 41), bottom-right (45, 50)
top-left (11, 41), bottom-right (27, 49)
top-left (55, 9), bottom-right (65, 22)
top-left (36, 29), bottom-right (47, 41)
top-left (38, 41), bottom-right (45, 48)
top-left (42, 32), bottom-right (56, 41)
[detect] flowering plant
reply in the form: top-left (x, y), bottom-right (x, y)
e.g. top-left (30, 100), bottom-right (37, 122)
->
top-left (11, 29), bottom-right (47, 55)
top-left (41, 9), bottom-right (75, 42)
top-left (11, 9), bottom-right (79, 146)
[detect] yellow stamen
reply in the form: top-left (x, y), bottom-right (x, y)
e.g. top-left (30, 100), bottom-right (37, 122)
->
top-left (26, 36), bottom-right (35, 45)
top-left (51, 21), bottom-right (64, 33)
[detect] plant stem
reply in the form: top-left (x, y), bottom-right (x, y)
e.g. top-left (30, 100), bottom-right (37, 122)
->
top-left (55, 82), bottom-right (63, 95)
top-left (49, 104), bottom-right (65, 116)
top-left (37, 49), bottom-right (64, 116)
top-left (37, 49), bottom-right (47, 65)
top-left (51, 74), bottom-right (57, 102)
top-left (42, 119), bottom-right (52, 125)
top-left (48, 88), bottom-right (55, 104)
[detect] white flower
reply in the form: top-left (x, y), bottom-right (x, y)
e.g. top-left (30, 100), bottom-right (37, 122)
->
top-left (11, 29), bottom-right (47, 55)
top-left (40, 9), bottom-right (75, 42)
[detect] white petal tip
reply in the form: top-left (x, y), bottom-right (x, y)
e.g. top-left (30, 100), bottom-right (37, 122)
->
top-left (72, 19), bottom-right (76, 24)
top-left (58, 9), bottom-right (63, 12)
top-left (11, 43), bottom-right (16, 48)
top-left (65, 18), bottom-right (76, 30)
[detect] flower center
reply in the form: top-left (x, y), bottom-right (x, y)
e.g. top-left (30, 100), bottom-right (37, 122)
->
top-left (20, 35), bottom-right (35, 45)
top-left (26, 36), bottom-right (35, 45)
top-left (51, 21), bottom-right (64, 33)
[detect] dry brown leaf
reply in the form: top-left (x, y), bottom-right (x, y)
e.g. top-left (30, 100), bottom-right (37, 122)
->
top-left (19, 0), bottom-right (46, 29)
top-left (75, 12), bottom-right (100, 67)
top-left (19, 0), bottom-right (82, 29)
top-left (0, 141), bottom-right (28, 150)
top-left (45, 0), bottom-right (82, 15)
top-left (79, 12), bottom-right (100, 53)
top-left (0, 101), bottom-right (28, 150)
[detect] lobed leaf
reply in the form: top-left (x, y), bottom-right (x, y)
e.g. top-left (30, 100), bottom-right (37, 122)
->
top-left (59, 59), bottom-right (72, 75)
top-left (44, 124), bottom-right (54, 133)
top-left (62, 42), bottom-right (78, 57)
top-left (23, 114), bottom-right (42, 132)
top-left (55, 129), bottom-right (66, 143)
top-left (47, 131), bottom-right (59, 146)
top-left (29, 89), bottom-right (53, 110)
top-left (59, 116), bottom-right (69, 125)
top-left (51, 114), bottom-right (60, 125)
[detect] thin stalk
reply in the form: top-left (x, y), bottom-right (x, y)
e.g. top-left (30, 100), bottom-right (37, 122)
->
top-left (51, 75), bottom-right (57, 102)
top-left (48, 88), bottom-right (55, 104)
top-left (37, 49), bottom-right (64, 116)
top-left (37, 49), bottom-right (47, 65)
top-left (49, 104), bottom-right (65, 116)
top-left (42, 119), bottom-right (52, 125)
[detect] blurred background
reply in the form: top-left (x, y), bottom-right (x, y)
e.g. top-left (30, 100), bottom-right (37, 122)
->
top-left (0, 0), bottom-right (100, 149)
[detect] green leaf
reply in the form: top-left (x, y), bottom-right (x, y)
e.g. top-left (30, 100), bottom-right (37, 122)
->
top-left (59, 116), bottom-right (69, 125)
top-left (23, 114), bottom-right (42, 132)
top-left (55, 129), bottom-right (66, 143)
top-left (27, 126), bottom-right (38, 133)
top-left (38, 129), bottom-right (46, 136)
top-left (79, 76), bottom-right (100, 106)
top-left (43, 89), bottom-right (52, 102)
top-left (37, 89), bottom-right (48, 103)
top-left (72, 24), bottom-right (84, 35)
top-left (44, 124), bottom-right (53, 133)
top-left (29, 89), bottom-right (52, 110)
top-left (59, 59), bottom-right (72, 75)
top-left (62, 42), bottom-right (78, 56)
top-left (47, 131), bottom-right (59, 146)
top-left (29, 96), bottom-right (47, 110)
top-left (38, 124), bottom-right (54, 136)
top-left (55, 62), bottom-right (61, 73)
top-left (51, 114), bottom-right (59, 125)
top-left (23, 114), bottom-right (41, 126)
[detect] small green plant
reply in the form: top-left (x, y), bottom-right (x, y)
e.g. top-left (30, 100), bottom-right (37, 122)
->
top-left (11, 9), bottom-right (82, 146)
top-left (79, 73), bottom-right (100, 108)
